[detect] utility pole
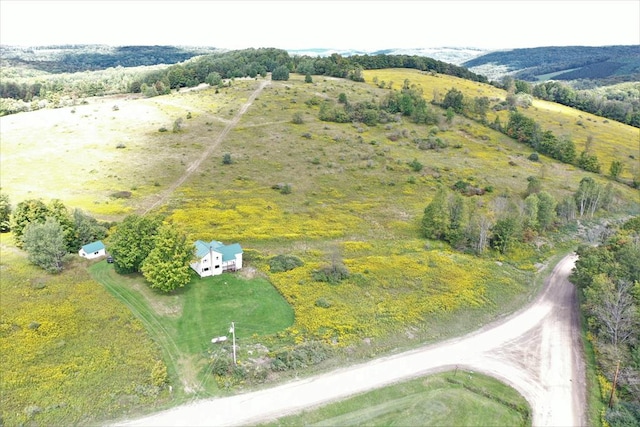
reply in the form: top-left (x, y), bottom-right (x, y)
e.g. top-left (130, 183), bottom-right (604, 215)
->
top-left (608, 360), bottom-right (620, 408)
top-left (230, 322), bottom-right (236, 365)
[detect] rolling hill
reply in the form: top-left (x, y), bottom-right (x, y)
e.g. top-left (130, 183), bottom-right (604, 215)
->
top-left (1, 62), bottom-right (638, 425)
top-left (463, 45), bottom-right (640, 83)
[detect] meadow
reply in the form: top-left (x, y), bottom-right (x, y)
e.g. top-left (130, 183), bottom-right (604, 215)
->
top-left (0, 234), bottom-right (170, 426)
top-left (1, 69), bottom-right (638, 424)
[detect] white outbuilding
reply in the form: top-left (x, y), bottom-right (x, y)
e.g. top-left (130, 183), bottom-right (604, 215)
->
top-left (79, 240), bottom-right (106, 259)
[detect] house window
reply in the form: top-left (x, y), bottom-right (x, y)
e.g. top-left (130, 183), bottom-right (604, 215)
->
top-left (94, 251), bottom-right (99, 255)
top-left (215, 265), bottom-right (220, 269)
top-left (203, 267), bottom-right (210, 272)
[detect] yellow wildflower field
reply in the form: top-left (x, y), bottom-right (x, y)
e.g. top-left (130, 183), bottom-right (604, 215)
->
top-left (0, 235), bottom-right (169, 425)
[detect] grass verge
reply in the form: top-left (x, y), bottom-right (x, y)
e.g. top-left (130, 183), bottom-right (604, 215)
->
top-left (260, 370), bottom-right (530, 427)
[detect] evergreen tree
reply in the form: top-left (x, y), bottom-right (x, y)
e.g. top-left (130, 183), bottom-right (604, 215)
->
top-left (141, 225), bottom-right (193, 293)
top-left (490, 215), bottom-right (522, 254)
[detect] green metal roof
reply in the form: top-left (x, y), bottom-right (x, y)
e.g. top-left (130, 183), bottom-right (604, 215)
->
top-left (82, 240), bottom-right (105, 253)
top-left (194, 240), bottom-right (242, 261)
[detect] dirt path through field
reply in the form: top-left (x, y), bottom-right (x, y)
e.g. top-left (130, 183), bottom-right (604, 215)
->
top-left (141, 79), bottom-right (271, 214)
top-left (119, 254), bottom-right (585, 426)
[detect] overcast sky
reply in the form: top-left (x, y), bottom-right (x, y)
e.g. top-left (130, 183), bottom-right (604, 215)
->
top-left (1, 0), bottom-right (638, 51)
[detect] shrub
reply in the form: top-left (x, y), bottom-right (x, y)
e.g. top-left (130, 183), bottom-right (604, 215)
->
top-left (116, 142), bottom-right (126, 149)
top-left (269, 254), bottom-right (304, 273)
top-left (305, 97), bottom-right (321, 107)
top-left (158, 126), bottom-right (168, 132)
top-left (150, 360), bottom-right (168, 387)
top-left (110, 191), bottom-right (132, 199)
top-left (270, 341), bottom-right (331, 371)
top-left (292, 112), bottom-right (304, 124)
top-left (222, 153), bottom-right (233, 165)
top-left (315, 297), bottom-right (332, 308)
top-left (528, 152), bottom-right (539, 161)
top-left (271, 183), bottom-right (292, 194)
top-left (408, 158), bottom-right (423, 172)
top-left (312, 263), bottom-right (350, 284)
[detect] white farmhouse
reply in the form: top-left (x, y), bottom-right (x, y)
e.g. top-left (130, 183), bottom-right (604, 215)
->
top-left (190, 240), bottom-right (243, 278)
top-left (78, 240), bottom-right (106, 259)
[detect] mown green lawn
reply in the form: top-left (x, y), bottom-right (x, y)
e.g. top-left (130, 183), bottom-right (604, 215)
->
top-left (89, 261), bottom-right (294, 396)
top-left (263, 370), bottom-right (530, 427)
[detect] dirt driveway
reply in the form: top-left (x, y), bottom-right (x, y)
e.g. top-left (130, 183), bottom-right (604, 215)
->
top-left (120, 254), bottom-right (585, 426)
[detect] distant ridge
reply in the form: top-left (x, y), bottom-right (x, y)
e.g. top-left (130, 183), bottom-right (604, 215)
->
top-left (463, 45), bottom-right (640, 83)
top-left (287, 47), bottom-right (488, 65)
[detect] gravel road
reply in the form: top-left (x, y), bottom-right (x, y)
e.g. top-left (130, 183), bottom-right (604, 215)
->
top-left (119, 253), bottom-right (585, 427)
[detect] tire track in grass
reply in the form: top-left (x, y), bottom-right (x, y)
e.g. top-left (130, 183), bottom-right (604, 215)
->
top-left (90, 263), bottom-right (194, 393)
top-left (142, 79), bottom-right (271, 214)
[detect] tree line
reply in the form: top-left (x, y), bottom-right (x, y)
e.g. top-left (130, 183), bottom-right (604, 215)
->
top-left (1, 48), bottom-right (486, 115)
top-left (2, 196), bottom-right (110, 273)
top-left (420, 176), bottom-right (616, 255)
top-left (526, 80), bottom-right (639, 127)
top-left (571, 216), bottom-right (640, 426)
top-left (1, 195), bottom-right (193, 292)
top-left (2, 46), bottom-right (637, 127)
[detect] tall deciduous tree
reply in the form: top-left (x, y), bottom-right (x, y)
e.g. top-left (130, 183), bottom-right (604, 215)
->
top-left (421, 186), bottom-right (450, 241)
top-left (271, 65), bottom-right (290, 81)
top-left (109, 214), bottom-right (162, 274)
top-left (441, 88), bottom-right (465, 113)
top-left (584, 275), bottom-right (638, 347)
top-left (141, 225), bottom-right (193, 293)
top-left (11, 199), bottom-right (49, 246)
top-left (0, 193), bottom-right (11, 232)
top-left (47, 199), bottom-right (75, 251)
top-left (490, 215), bottom-right (522, 254)
top-left (72, 209), bottom-right (107, 249)
top-left (536, 191), bottom-right (557, 232)
top-left (23, 217), bottom-right (67, 273)
top-left (575, 177), bottom-right (603, 217)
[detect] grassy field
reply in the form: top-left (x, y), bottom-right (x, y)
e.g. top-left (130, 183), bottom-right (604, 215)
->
top-left (89, 261), bottom-right (294, 397)
top-left (262, 370), bottom-right (530, 427)
top-left (2, 70), bottom-right (638, 424)
top-left (0, 234), bottom-right (170, 426)
top-left (364, 69), bottom-right (639, 182)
